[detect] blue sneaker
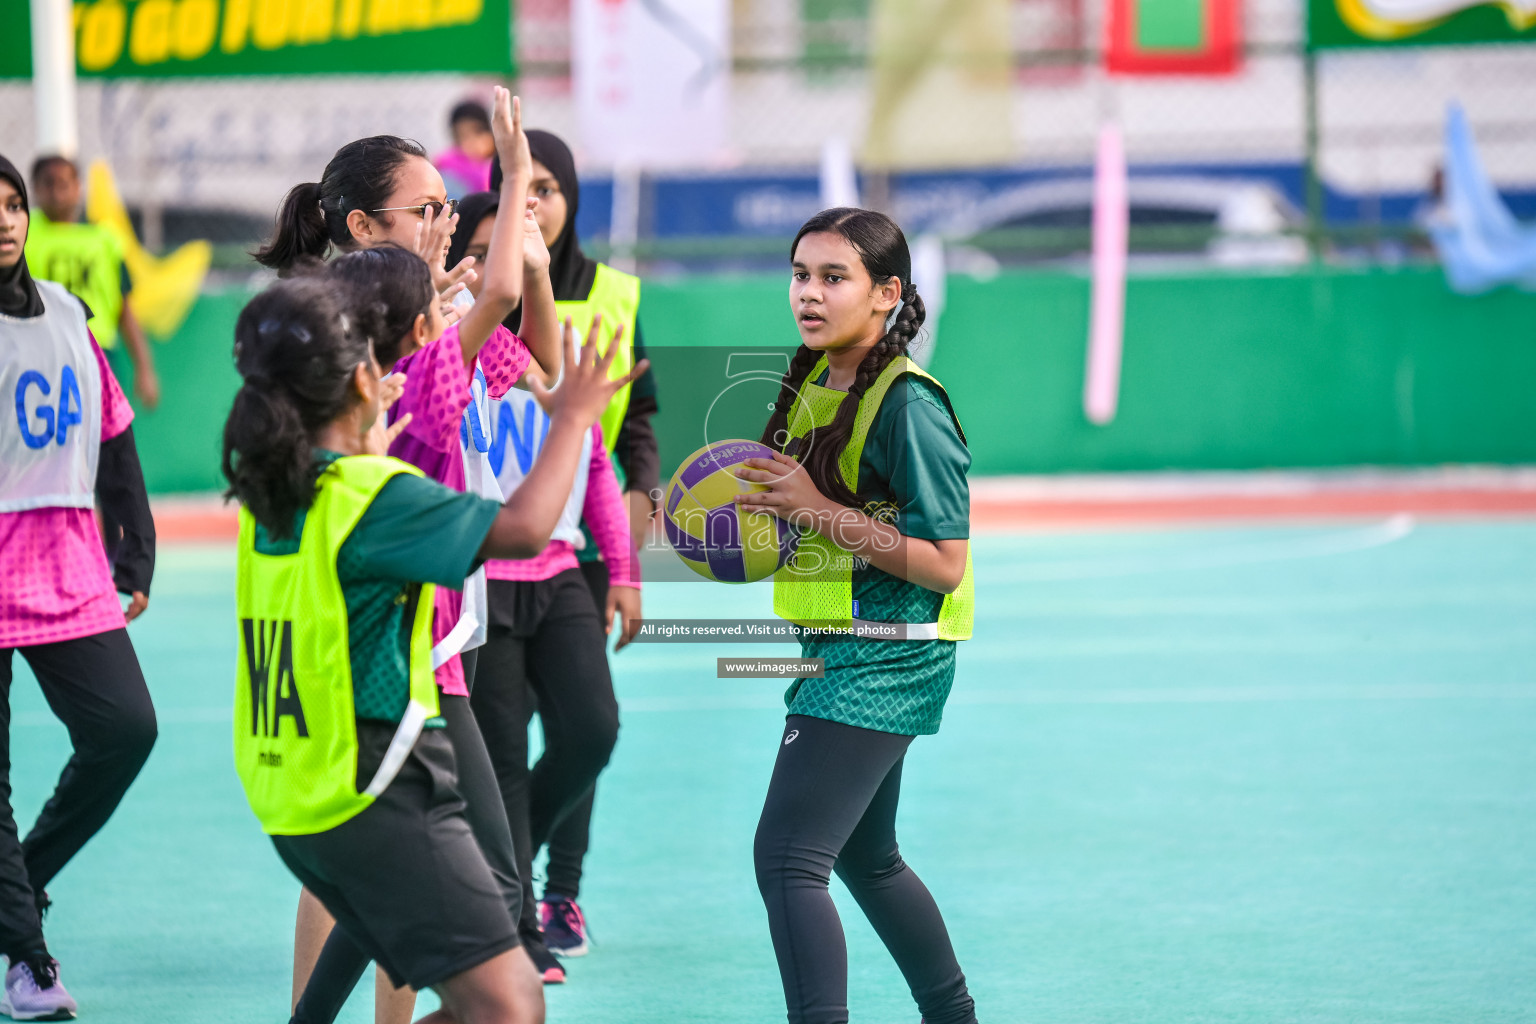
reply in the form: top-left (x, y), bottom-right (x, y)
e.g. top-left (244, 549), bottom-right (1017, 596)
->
top-left (538, 896), bottom-right (590, 957)
top-left (1, 955), bottom-right (77, 1021)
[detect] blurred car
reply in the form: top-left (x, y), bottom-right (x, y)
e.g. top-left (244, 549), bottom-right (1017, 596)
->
top-left (931, 175), bottom-right (1308, 266)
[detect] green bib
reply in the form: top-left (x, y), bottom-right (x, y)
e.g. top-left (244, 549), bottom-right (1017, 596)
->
top-left (772, 356), bottom-right (975, 642)
top-left (555, 263), bottom-right (639, 454)
top-left (233, 455), bottom-right (441, 836)
top-left (25, 216), bottom-right (125, 349)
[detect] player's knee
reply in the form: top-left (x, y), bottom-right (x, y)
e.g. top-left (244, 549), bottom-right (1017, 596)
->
top-left (116, 704), bottom-right (159, 766)
top-left (754, 826), bottom-right (830, 894)
top-left (834, 845), bottom-right (905, 891)
top-left (555, 712), bottom-right (617, 778)
top-left (79, 704), bottom-right (157, 769)
top-left (588, 711), bottom-right (619, 766)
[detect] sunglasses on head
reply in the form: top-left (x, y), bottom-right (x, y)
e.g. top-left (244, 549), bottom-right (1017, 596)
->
top-left (372, 199), bottom-right (458, 219)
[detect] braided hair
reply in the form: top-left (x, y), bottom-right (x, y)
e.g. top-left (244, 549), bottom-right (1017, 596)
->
top-left (221, 277), bottom-right (376, 538)
top-left (760, 207), bottom-right (926, 509)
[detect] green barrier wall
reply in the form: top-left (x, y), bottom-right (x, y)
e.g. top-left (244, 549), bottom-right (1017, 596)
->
top-left (129, 290), bottom-right (245, 494)
top-left (130, 266), bottom-right (1536, 493)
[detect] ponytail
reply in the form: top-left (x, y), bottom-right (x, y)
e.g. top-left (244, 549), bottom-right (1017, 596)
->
top-left (253, 182), bottom-right (330, 272)
top-left (761, 207), bottom-right (926, 509)
top-left (253, 135), bottom-right (429, 274)
top-left (222, 277), bottom-right (375, 537)
top-left (221, 382), bottom-right (315, 536)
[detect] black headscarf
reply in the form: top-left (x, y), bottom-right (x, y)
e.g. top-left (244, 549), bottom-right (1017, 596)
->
top-left (445, 190), bottom-right (500, 273)
top-left (492, 130), bottom-right (597, 302)
top-left (0, 155), bottom-right (43, 319)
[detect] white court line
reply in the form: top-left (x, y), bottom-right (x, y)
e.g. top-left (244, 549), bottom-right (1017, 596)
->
top-left (617, 682), bottom-right (1536, 712)
top-left (961, 631), bottom-right (1536, 658)
top-left (16, 678), bottom-right (1531, 728)
top-left (615, 682), bottom-right (1536, 712)
top-left (971, 467), bottom-right (1536, 501)
top-left (990, 584), bottom-right (1536, 619)
top-left (994, 514), bottom-right (1415, 582)
top-left (947, 682), bottom-right (1536, 706)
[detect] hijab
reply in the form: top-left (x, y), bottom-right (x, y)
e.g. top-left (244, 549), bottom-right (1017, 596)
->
top-left (0, 154), bottom-right (43, 319)
top-left (444, 190), bottom-right (500, 272)
top-left (492, 130), bottom-right (597, 302)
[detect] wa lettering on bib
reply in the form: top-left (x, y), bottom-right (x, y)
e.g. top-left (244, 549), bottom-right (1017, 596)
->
top-left (0, 280), bottom-right (103, 513)
top-left (242, 617), bottom-right (310, 748)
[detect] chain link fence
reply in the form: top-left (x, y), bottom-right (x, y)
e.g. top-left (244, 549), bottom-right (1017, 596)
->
top-left (1, 0), bottom-right (1533, 274)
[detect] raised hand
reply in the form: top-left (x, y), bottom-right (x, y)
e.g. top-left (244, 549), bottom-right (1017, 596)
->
top-left (492, 87), bottom-right (532, 187)
top-left (414, 202), bottom-right (475, 303)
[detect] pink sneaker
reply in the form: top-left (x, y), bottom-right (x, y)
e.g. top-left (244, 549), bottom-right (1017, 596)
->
top-left (1, 955), bottom-right (77, 1020)
top-left (538, 896), bottom-right (590, 957)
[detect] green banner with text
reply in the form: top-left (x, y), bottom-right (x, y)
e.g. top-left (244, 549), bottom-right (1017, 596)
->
top-left (0, 0), bottom-right (514, 78)
top-left (1309, 0), bottom-right (1536, 48)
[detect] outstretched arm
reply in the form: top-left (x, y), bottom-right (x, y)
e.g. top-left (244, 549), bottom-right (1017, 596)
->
top-left (733, 452), bottom-right (968, 595)
top-left (457, 88), bottom-right (543, 367)
top-left (479, 318), bottom-right (650, 560)
top-left (513, 201), bottom-right (560, 379)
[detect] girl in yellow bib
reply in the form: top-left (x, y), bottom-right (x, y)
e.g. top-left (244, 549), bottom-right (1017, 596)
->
top-left (732, 208), bottom-right (979, 1024)
top-left (221, 275), bottom-right (643, 1024)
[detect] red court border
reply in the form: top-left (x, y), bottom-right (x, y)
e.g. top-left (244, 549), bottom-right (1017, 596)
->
top-left (154, 484), bottom-right (1536, 543)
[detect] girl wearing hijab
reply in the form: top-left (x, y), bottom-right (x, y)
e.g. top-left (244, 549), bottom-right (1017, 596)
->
top-left (449, 192), bottom-right (641, 983)
top-left (0, 153), bottom-right (158, 1020)
top-left (478, 131), bottom-right (661, 964)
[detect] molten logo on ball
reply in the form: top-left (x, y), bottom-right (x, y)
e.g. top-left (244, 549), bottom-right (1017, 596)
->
top-left (664, 439), bottom-right (800, 584)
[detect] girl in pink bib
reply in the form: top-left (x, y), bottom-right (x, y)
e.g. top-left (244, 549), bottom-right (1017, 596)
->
top-left (0, 153), bottom-right (158, 1021)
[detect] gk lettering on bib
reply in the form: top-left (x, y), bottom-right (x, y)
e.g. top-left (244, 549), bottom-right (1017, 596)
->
top-left (0, 280), bottom-right (103, 513)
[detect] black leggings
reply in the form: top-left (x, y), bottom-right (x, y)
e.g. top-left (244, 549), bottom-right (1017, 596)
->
top-left (473, 571), bottom-right (619, 940)
top-left (542, 559), bottom-right (610, 900)
top-left (0, 630), bottom-right (157, 960)
top-left (755, 715), bottom-right (976, 1024)
top-left (291, 660), bottom-right (523, 1024)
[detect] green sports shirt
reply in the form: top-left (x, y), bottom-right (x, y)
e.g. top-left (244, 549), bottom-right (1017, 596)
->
top-left (787, 374), bottom-right (972, 736)
top-left (253, 450), bottom-right (501, 723)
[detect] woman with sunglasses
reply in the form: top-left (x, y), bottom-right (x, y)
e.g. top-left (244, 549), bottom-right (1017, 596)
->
top-left (255, 89), bottom-right (559, 1024)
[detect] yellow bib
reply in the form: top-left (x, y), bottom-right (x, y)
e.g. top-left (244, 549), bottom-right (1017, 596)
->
top-left (772, 356), bottom-right (974, 641)
top-left (554, 263), bottom-right (640, 456)
top-left (233, 455), bottom-right (440, 836)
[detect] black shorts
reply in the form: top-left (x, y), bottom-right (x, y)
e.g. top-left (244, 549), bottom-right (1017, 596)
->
top-left (271, 727), bottom-right (519, 991)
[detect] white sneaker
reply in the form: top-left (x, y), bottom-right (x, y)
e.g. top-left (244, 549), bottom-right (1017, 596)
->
top-left (0, 956), bottom-right (77, 1020)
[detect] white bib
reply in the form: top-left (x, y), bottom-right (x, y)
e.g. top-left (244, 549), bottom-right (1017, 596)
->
top-left (488, 387), bottom-right (590, 549)
top-left (0, 280), bottom-right (103, 513)
top-left (433, 368), bottom-right (504, 669)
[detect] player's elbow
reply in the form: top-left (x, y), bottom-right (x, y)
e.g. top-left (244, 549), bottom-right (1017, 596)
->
top-left (928, 540), bottom-right (968, 594)
top-left (932, 567), bottom-right (965, 595)
top-left (480, 519), bottom-right (550, 561)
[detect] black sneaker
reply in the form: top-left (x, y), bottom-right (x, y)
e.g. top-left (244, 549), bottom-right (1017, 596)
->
top-left (525, 934), bottom-right (565, 984)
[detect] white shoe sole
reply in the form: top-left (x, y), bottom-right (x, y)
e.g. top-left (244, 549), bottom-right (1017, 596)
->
top-left (549, 940), bottom-right (589, 957)
top-left (0, 993), bottom-right (77, 1021)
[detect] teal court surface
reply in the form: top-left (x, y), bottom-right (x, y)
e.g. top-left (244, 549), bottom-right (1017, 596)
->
top-left (8, 517), bottom-right (1535, 1023)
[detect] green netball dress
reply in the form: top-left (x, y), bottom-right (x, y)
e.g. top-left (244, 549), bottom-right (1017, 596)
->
top-left (773, 356), bottom-right (973, 736)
